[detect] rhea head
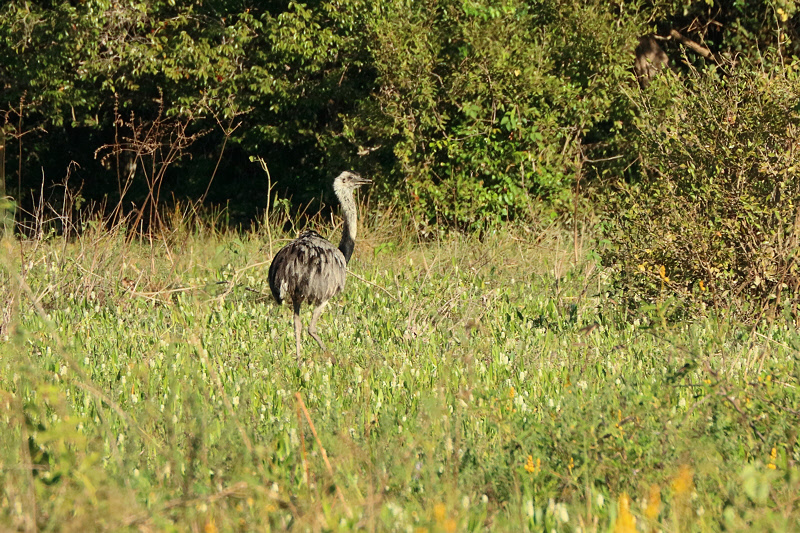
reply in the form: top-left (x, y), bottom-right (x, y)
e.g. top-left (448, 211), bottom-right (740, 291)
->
top-left (333, 171), bottom-right (372, 198)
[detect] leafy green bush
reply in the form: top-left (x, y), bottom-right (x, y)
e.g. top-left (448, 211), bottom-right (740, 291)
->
top-left (602, 58), bottom-right (800, 322)
top-left (2, 0), bottom-right (798, 229)
top-left (348, 0), bottom-right (640, 229)
top-left (0, 0), bottom-right (376, 218)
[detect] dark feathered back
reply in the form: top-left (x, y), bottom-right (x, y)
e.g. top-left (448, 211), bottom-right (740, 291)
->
top-left (268, 231), bottom-right (347, 306)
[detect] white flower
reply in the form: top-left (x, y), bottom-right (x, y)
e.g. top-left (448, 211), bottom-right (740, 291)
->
top-left (555, 503), bottom-right (569, 523)
top-left (526, 499), bottom-right (534, 518)
top-left (513, 395), bottom-right (528, 412)
top-left (387, 502), bottom-right (403, 518)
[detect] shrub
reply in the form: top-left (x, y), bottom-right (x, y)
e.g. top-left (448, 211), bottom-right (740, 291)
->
top-left (602, 58), bottom-right (800, 323)
top-left (354, 0), bottom-right (640, 229)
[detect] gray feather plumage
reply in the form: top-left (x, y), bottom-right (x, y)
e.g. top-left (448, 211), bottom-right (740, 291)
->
top-left (268, 230), bottom-right (346, 306)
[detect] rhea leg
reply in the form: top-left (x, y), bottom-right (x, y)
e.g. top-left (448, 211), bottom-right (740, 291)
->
top-left (307, 301), bottom-right (328, 352)
top-left (293, 300), bottom-right (303, 358)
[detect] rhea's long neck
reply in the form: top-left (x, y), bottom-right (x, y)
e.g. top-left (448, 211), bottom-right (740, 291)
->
top-left (337, 189), bottom-right (358, 263)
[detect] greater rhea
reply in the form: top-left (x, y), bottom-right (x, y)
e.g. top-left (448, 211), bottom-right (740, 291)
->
top-left (268, 171), bottom-right (371, 358)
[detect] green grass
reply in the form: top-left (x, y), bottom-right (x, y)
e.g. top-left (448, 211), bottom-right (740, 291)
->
top-left (1, 216), bottom-right (799, 531)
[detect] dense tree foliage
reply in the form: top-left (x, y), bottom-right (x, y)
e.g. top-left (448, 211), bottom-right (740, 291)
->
top-left (1, 0), bottom-right (377, 223)
top-left (0, 0), bottom-right (798, 232)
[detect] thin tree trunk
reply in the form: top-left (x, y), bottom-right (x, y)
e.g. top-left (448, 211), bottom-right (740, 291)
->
top-left (0, 125), bottom-right (10, 237)
top-left (0, 126), bottom-right (6, 198)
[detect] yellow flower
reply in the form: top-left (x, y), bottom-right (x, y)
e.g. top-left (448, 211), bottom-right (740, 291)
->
top-left (203, 518), bottom-right (218, 533)
top-left (672, 465), bottom-right (694, 496)
top-left (645, 484), bottom-right (661, 521)
top-left (509, 387), bottom-right (516, 399)
top-left (444, 518), bottom-right (457, 533)
top-left (767, 447), bottom-right (778, 469)
top-left (433, 503), bottom-right (447, 523)
top-left (699, 279), bottom-right (706, 291)
top-left (614, 493), bottom-right (637, 533)
top-left (524, 455), bottom-right (541, 474)
top-left (658, 264), bottom-right (670, 282)
top-left (525, 455), bottom-right (536, 473)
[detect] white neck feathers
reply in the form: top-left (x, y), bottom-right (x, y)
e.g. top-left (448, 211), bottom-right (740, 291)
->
top-left (334, 178), bottom-right (359, 263)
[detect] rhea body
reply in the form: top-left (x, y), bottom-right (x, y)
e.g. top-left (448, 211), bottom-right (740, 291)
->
top-left (268, 171), bottom-right (371, 358)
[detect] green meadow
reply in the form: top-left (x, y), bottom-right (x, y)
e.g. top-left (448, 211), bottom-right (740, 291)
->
top-left (2, 0), bottom-right (799, 530)
top-left (1, 213), bottom-right (799, 531)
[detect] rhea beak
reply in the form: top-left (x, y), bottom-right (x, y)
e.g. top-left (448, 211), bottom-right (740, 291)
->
top-left (352, 175), bottom-right (372, 187)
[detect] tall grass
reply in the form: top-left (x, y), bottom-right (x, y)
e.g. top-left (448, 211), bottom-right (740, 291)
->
top-left (1, 204), bottom-right (798, 531)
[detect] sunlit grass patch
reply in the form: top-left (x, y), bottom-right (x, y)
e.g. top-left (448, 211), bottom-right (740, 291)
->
top-left (1, 217), bottom-right (799, 530)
